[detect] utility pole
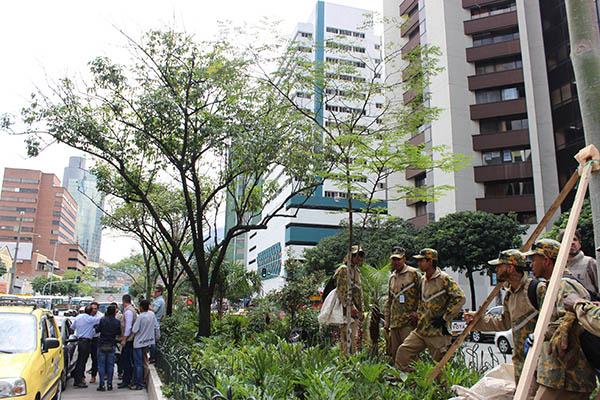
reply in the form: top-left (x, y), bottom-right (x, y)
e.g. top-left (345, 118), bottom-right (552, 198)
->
top-left (564, 0), bottom-right (600, 259)
top-left (8, 211), bottom-right (25, 295)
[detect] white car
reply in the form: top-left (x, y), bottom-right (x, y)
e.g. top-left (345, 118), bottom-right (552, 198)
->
top-left (494, 329), bottom-right (513, 354)
top-left (470, 306), bottom-right (503, 342)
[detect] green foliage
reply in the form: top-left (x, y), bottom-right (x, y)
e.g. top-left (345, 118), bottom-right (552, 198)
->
top-left (30, 271), bottom-right (88, 296)
top-left (546, 199), bottom-right (595, 256)
top-left (416, 211), bottom-right (526, 309)
top-left (360, 262), bottom-right (392, 311)
top-left (214, 261), bottom-right (262, 306)
top-left (303, 219), bottom-right (419, 276)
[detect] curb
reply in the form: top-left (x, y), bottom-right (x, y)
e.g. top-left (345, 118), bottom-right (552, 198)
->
top-left (147, 363), bottom-right (166, 400)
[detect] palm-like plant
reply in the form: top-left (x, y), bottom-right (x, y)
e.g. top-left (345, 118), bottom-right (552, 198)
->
top-left (360, 262), bottom-right (391, 311)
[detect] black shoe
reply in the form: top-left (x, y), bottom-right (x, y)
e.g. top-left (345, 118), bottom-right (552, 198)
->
top-left (117, 382), bottom-right (130, 389)
top-left (129, 385), bottom-right (144, 390)
top-left (74, 382), bottom-right (88, 389)
top-left (107, 384), bottom-right (113, 391)
top-left (97, 385), bottom-right (106, 392)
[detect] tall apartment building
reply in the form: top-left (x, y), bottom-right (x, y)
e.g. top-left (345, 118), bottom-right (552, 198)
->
top-left (0, 168), bottom-right (87, 279)
top-left (383, 0), bottom-right (597, 306)
top-left (236, 1), bottom-right (384, 291)
top-left (63, 156), bottom-right (104, 262)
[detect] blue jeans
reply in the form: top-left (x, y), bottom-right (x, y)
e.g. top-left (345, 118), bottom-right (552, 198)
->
top-left (120, 342), bottom-right (134, 385)
top-left (97, 349), bottom-right (115, 386)
top-left (133, 347), bottom-right (147, 387)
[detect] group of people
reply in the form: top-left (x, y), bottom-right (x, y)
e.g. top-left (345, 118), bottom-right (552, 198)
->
top-left (70, 286), bottom-right (165, 392)
top-left (334, 229), bottom-right (600, 400)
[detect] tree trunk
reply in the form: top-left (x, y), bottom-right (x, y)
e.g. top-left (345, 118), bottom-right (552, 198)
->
top-left (345, 172), bottom-right (354, 355)
top-left (467, 269), bottom-right (477, 311)
top-left (217, 296), bottom-right (224, 319)
top-left (166, 284), bottom-right (174, 316)
top-left (196, 292), bottom-right (212, 338)
top-left (564, 0), bottom-right (600, 266)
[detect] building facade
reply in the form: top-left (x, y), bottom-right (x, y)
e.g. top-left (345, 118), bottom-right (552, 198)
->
top-left (0, 168), bottom-right (87, 280)
top-left (383, 0), bottom-right (597, 307)
top-left (62, 157), bottom-right (104, 262)
top-left (233, 1), bottom-right (384, 291)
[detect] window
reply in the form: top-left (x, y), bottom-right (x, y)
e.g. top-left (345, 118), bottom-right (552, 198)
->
top-left (325, 57), bottom-right (366, 68)
top-left (415, 202), bottom-right (427, 216)
top-left (415, 175), bottom-right (426, 187)
top-left (517, 212), bottom-right (536, 224)
top-left (471, 2), bottom-right (517, 19)
top-left (3, 177), bottom-right (39, 184)
top-left (0, 197), bottom-right (36, 203)
top-left (482, 149), bottom-right (531, 165)
top-left (473, 31), bottom-right (519, 47)
top-left (475, 58), bottom-right (522, 75)
top-left (299, 32), bottom-right (312, 39)
top-left (475, 86), bottom-right (524, 104)
top-left (326, 26), bottom-right (364, 38)
top-left (375, 44), bottom-right (381, 50)
top-left (550, 82), bottom-right (576, 108)
top-left (297, 46), bottom-right (312, 53)
top-left (480, 117), bottom-right (528, 133)
top-left (296, 91), bottom-right (312, 99)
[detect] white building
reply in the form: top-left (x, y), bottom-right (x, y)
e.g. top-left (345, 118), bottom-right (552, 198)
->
top-left (244, 1), bottom-right (384, 292)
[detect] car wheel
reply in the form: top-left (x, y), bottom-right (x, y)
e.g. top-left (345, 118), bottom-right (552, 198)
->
top-left (497, 336), bottom-right (512, 354)
top-left (61, 369), bottom-right (67, 392)
top-left (471, 331), bottom-right (481, 342)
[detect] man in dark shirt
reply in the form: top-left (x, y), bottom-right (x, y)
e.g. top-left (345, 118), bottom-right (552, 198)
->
top-left (95, 305), bottom-right (122, 391)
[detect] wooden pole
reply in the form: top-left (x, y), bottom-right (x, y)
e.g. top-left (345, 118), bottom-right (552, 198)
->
top-left (427, 169), bottom-right (580, 383)
top-left (514, 162), bottom-right (593, 399)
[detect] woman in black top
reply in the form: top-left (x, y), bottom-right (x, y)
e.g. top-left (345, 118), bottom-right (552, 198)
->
top-left (95, 305), bottom-right (122, 391)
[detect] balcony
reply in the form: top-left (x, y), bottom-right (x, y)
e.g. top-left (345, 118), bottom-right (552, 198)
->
top-left (463, 0), bottom-right (507, 8)
top-left (402, 34), bottom-right (420, 56)
top-left (400, 0), bottom-right (418, 16)
top-left (470, 98), bottom-right (527, 120)
top-left (472, 129), bottom-right (530, 151)
top-left (466, 39), bottom-right (521, 62)
top-left (464, 11), bottom-right (518, 35)
top-left (406, 168), bottom-right (425, 180)
top-left (476, 195), bottom-right (535, 213)
top-left (401, 12), bottom-right (419, 37)
top-left (408, 132), bottom-right (425, 146)
top-left (408, 213), bottom-right (433, 228)
top-left (406, 197), bottom-right (420, 207)
top-left (474, 160), bottom-right (533, 183)
top-left (403, 89), bottom-right (418, 104)
top-left (468, 68), bottom-right (524, 91)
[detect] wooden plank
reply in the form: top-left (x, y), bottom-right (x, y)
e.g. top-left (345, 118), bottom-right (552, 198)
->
top-left (514, 162), bottom-right (593, 399)
top-left (521, 170), bottom-right (579, 251)
top-left (427, 169), bottom-right (579, 383)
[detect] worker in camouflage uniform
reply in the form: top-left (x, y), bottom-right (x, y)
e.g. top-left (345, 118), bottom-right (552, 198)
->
top-left (563, 292), bottom-right (600, 336)
top-left (523, 239), bottom-right (595, 400)
top-left (384, 247), bottom-right (421, 360)
top-left (395, 248), bottom-right (465, 371)
top-left (335, 245), bottom-right (365, 355)
top-left (464, 249), bottom-right (547, 385)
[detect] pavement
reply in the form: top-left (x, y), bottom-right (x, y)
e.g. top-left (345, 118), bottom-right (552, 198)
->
top-left (63, 372), bottom-right (148, 400)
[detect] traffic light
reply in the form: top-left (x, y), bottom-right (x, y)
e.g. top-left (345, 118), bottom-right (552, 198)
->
top-left (75, 276), bottom-right (81, 283)
top-left (261, 267), bottom-right (267, 278)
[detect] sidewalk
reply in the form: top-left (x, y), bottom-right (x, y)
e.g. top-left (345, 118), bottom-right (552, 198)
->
top-left (63, 373), bottom-right (149, 400)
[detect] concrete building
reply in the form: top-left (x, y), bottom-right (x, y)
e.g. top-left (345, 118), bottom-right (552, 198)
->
top-left (236, 1), bottom-right (384, 291)
top-left (0, 168), bottom-right (87, 280)
top-left (383, 0), bottom-right (596, 307)
top-left (63, 157), bottom-right (104, 262)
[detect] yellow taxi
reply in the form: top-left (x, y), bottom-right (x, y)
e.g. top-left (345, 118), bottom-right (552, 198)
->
top-left (0, 300), bottom-right (63, 400)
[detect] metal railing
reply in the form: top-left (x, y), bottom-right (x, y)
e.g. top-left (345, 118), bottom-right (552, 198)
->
top-left (156, 337), bottom-right (256, 400)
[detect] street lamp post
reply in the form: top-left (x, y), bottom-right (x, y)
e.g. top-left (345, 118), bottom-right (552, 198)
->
top-left (8, 211), bottom-right (25, 295)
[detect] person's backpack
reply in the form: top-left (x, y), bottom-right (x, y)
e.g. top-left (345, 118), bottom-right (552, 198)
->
top-left (527, 275), bottom-right (600, 369)
top-left (321, 275), bottom-right (336, 303)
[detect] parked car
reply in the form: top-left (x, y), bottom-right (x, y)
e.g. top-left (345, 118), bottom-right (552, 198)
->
top-left (494, 329), bottom-right (513, 354)
top-left (470, 306), bottom-right (504, 343)
top-left (0, 297), bottom-right (64, 400)
top-left (54, 316), bottom-right (78, 388)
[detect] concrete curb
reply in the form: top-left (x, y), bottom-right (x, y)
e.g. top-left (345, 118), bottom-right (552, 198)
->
top-left (147, 363), bottom-right (166, 400)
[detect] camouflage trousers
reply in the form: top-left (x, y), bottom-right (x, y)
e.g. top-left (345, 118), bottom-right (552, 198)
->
top-left (534, 385), bottom-right (592, 400)
top-left (340, 318), bottom-right (361, 355)
top-left (387, 326), bottom-right (413, 360)
top-left (395, 330), bottom-right (450, 371)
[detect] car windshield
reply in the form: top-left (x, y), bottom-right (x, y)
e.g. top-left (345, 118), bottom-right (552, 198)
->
top-left (0, 313), bottom-right (37, 353)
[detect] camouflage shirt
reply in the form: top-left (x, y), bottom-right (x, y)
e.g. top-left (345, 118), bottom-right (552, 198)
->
top-left (416, 268), bottom-right (465, 337)
top-left (537, 274), bottom-right (595, 393)
top-left (574, 299), bottom-right (600, 336)
top-left (384, 266), bottom-right (421, 329)
top-left (475, 274), bottom-right (546, 383)
top-left (335, 264), bottom-right (363, 314)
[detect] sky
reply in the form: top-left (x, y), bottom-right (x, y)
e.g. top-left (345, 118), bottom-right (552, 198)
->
top-left (0, 0), bottom-right (380, 263)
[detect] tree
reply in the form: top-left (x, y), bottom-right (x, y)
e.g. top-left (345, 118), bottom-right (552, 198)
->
top-left (417, 211), bottom-right (526, 310)
top-left (7, 29), bottom-right (326, 337)
top-left (213, 261), bottom-right (261, 317)
top-left (275, 258), bottom-right (323, 326)
top-left (30, 270), bottom-right (87, 296)
top-left (564, 0), bottom-right (600, 268)
top-left (303, 218), bottom-right (419, 276)
top-left (546, 199), bottom-right (595, 256)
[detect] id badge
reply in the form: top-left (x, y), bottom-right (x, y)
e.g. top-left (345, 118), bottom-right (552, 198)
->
top-left (398, 294), bottom-right (405, 304)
